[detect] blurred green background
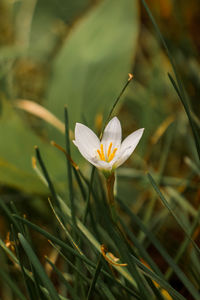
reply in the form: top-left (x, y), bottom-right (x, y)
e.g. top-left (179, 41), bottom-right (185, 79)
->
top-left (0, 0), bottom-right (200, 299)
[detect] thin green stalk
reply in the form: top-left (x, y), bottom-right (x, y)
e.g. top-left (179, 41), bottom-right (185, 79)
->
top-left (14, 216), bottom-right (139, 298)
top-left (106, 172), bottom-right (118, 223)
top-left (117, 197), bottom-right (200, 300)
top-left (87, 255), bottom-right (103, 300)
top-left (18, 233), bottom-right (60, 300)
top-left (45, 257), bottom-right (79, 300)
top-left (35, 146), bottom-right (60, 209)
top-left (64, 107), bottom-right (76, 227)
top-left (139, 124), bottom-right (174, 242)
top-left (101, 74), bottom-right (133, 137)
top-left (83, 166), bottom-right (95, 224)
top-left (141, 0), bottom-right (200, 160)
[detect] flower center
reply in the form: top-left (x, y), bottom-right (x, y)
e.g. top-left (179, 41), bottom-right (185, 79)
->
top-left (97, 142), bottom-right (117, 162)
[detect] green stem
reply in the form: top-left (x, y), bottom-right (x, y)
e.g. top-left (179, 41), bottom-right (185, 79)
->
top-left (106, 172), bottom-right (118, 223)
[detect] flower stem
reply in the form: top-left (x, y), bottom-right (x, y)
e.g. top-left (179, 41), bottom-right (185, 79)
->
top-left (106, 172), bottom-right (118, 223)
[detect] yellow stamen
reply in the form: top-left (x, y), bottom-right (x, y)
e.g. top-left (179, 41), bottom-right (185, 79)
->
top-left (108, 148), bottom-right (117, 162)
top-left (100, 144), bottom-right (106, 161)
top-left (107, 142), bottom-right (112, 159)
top-left (97, 149), bottom-right (103, 160)
top-left (97, 143), bottom-right (117, 162)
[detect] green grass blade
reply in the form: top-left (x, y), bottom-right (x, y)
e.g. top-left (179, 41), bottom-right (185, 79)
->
top-left (141, 0), bottom-right (200, 160)
top-left (11, 225), bottom-right (38, 300)
top-left (131, 255), bottom-right (186, 300)
top-left (87, 255), bottom-right (103, 300)
top-left (0, 269), bottom-right (27, 300)
top-left (147, 172), bottom-right (200, 255)
top-left (83, 166), bottom-right (95, 224)
top-left (101, 74), bottom-right (133, 135)
top-left (117, 197), bottom-right (200, 300)
top-left (45, 257), bottom-right (79, 300)
top-left (168, 73), bottom-right (200, 159)
top-left (35, 146), bottom-right (60, 209)
top-left (18, 233), bottom-right (60, 300)
top-left (119, 218), bottom-right (163, 277)
top-left (32, 167), bottom-right (139, 289)
top-left (14, 215), bottom-right (139, 298)
top-left (64, 107), bottom-right (76, 226)
top-left (165, 207), bottom-right (200, 281)
top-left (0, 198), bottom-right (21, 231)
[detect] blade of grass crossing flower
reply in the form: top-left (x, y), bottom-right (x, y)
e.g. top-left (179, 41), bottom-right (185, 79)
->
top-left (140, 0), bottom-right (200, 160)
top-left (87, 255), bottom-right (103, 300)
top-left (64, 107), bottom-right (76, 227)
top-left (0, 269), bottom-right (27, 300)
top-left (117, 197), bottom-right (200, 300)
top-left (18, 233), bottom-right (60, 300)
top-left (147, 172), bottom-right (200, 255)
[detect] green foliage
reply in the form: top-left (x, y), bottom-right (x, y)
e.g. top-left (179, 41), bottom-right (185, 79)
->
top-left (0, 0), bottom-right (200, 299)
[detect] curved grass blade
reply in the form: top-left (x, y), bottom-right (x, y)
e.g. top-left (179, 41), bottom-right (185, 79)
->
top-left (147, 172), bottom-right (200, 255)
top-left (32, 161), bottom-right (139, 289)
top-left (131, 255), bottom-right (186, 300)
top-left (168, 73), bottom-right (200, 159)
top-left (119, 218), bottom-right (163, 277)
top-left (14, 215), bottom-right (140, 299)
top-left (140, 0), bottom-right (200, 160)
top-left (18, 233), bottom-right (60, 300)
top-left (117, 197), bottom-right (200, 300)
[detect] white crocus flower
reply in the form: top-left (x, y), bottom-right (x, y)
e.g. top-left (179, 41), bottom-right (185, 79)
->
top-left (73, 117), bottom-right (144, 174)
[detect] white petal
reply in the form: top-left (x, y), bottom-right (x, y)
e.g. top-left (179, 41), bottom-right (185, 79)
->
top-left (74, 123), bottom-right (100, 162)
top-left (92, 159), bottom-right (113, 171)
top-left (114, 128), bottom-right (144, 168)
top-left (101, 117), bottom-right (122, 156)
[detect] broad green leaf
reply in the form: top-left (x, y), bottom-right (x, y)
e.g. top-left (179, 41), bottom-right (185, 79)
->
top-left (46, 0), bottom-right (139, 131)
top-left (29, 0), bottom-right (90, 58)
top-left (0, 100), bottom-right (66, 194)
